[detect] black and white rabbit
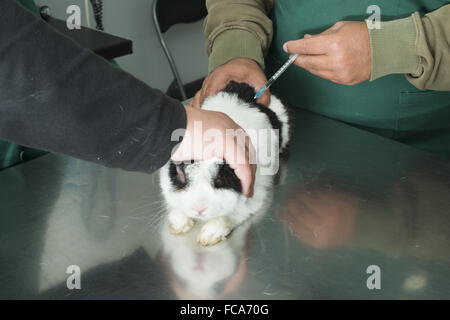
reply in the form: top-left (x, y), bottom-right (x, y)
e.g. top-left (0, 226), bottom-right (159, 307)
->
top-left (160, 82), bottom-right (290, 246)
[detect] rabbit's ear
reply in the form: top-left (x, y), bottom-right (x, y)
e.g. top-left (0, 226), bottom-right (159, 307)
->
top-left (176, 165), bottom-right (186, 184)
top-left (168, 162), bottom-right (189, 190)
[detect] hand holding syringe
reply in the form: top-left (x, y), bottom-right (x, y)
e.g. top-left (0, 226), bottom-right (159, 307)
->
top-left (253, 54), bottom-right (299, 100)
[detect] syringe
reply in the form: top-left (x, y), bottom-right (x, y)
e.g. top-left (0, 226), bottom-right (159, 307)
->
top-left (254, 53), bottom-right (299, 100)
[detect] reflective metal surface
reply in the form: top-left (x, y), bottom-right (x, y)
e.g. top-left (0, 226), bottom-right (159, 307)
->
top-left (1, 108), bottom-right (450, 299)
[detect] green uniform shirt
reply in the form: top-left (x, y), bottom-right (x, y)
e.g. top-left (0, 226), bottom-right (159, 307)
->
top-left (266, 0), bottom-right (450, 158)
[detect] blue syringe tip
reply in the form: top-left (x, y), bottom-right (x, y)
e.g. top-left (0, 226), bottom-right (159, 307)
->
top-left (254, 87), bottom-right (265, 100)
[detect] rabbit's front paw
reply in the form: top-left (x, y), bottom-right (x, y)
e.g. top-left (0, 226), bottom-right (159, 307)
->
top-left (197, 217), bottom-right (231, 246)
top-left (169, 211), bottom-right (194, 235)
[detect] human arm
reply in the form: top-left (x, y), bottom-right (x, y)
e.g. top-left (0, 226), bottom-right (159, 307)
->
top-left (371, 4), bottom-right (450, 90)
top-left (282, 4), bottom-right (450, 90)
top-left (191, 0), bottom-right (274, 107)
top-left (0, 0), bottom-right (185, 173)
top-left (0, 0), bottom-right (256, 195)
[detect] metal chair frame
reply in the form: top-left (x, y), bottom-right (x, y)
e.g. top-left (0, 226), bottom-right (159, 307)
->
top-left (152, 0), bottom-right (188, 101)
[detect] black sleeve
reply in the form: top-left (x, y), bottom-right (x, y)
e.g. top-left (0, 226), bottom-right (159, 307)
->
top-left (0, 0), bottom-right (186, 173)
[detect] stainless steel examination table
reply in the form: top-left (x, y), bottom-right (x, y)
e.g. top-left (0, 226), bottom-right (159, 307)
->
top-left (1, 108), bottom-right (450, 299)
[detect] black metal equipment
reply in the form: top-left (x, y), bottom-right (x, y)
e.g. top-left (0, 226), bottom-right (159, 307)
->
top-left (90, 0), bottom-right (104, 31)
top-left (152, 0), bottom-right (207, 101)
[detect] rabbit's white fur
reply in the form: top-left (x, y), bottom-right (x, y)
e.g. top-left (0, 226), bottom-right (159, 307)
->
top-left (160, 88), bottom-right (289, 246)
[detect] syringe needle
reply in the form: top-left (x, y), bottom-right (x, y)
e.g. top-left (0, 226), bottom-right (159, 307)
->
top-left (253, 54), bottom-right (299, 100)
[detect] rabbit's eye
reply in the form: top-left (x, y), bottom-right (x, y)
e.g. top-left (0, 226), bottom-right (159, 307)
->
top-left (169, 162), bottom-right (188, 190)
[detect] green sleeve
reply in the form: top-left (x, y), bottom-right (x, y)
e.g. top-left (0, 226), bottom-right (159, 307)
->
top-left (368, 16), bottom-right (419, 81)
top-left (204, 0), bottom-right (273, 73)
top-left (368, 4), bottom-right (450, 90)
top-left (209, 30), bottom-right (265, 72)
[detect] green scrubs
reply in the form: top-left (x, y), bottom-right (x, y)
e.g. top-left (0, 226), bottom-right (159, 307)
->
top-left (0, 0), bottom-right (45, 170)
top-left (266, 0), bottom-right (450, 158)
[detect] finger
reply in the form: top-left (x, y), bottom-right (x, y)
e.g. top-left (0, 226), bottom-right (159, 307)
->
top-left (294, 54), bottom-right (330, 71)
top-left (205, 80), bottom-right (229, 100)
top-left (197, 75), bottom-right (214, 108)
top-left (225, 132), bottom-right (256, 197)
top-left (243, 133), bottom-right (257, 197)
top-left (229, 151), bottom-right (254, 197)
top-left (191, 90), bottom-right (202, 108)
top-left (244, 133), bottom-right (257, 171)
top-left (249, 164), bottom-right (256, 197)
top-left (198, 84), bottom-right (208, 108)
top-left (256, 89), bottom-right (271, 106)
top-left (283, 36), bottom-right (330, 55)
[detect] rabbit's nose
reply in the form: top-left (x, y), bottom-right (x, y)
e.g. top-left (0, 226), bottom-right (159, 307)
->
top-left (196, 208), bottom-right (207, 216)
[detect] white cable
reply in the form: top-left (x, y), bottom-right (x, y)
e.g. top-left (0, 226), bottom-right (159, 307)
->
top-left (85, 0), bottom-right (91, 28)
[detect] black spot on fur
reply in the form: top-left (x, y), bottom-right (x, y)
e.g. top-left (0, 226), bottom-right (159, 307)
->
top-left (213, 163), bottom-right (242, 193)
top-left (169, 161), bottom-right (189, 190)
top-left (222, 81), bottom-right (257, 102)
top-left (222, 81), bottom-right (283, 146)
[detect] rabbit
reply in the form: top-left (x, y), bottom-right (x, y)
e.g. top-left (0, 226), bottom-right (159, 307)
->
top-left (159, 81), bottom-right (290, 246)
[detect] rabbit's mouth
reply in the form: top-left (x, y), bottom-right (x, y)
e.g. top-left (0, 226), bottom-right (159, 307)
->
top-left (186, 209), bottom-right (231, 221)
